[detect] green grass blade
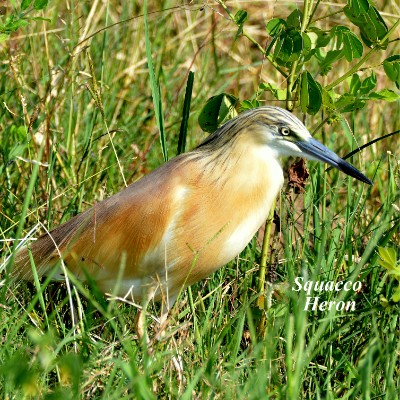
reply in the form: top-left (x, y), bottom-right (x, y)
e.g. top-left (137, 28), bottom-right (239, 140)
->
top-left (177, 71), bottom-right (194, 155)
top-left (143, 0), bottom-right (167, 162)
top-left (1, 143), bottom-right (44, 287)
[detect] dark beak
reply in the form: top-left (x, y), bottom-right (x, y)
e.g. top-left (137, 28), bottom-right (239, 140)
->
top-left (296, 138), bottom-right (372, 185)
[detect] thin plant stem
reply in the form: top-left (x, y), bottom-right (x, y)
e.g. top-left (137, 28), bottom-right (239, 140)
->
top-left (287, 0), bottom-right (314, 110)
top-left (215, 0), bottom-right (288, 78)
top-left (257, 197), bottom-right (276, 337)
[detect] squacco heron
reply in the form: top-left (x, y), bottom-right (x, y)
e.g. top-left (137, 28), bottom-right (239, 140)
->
top-left (13, 106), bottom-right (371, 313)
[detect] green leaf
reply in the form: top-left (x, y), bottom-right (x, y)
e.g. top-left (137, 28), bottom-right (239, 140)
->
top-left (265, 19), bottom-right (286, 57)
top-left (308, 27), bottom-right (331, 48)
top-left (342, 31), bottom-right (363, 61)
top-left (2, 15), bottom-right (29, 33)
top-left (350, 74), bottom-right (361, 95)
top-left (392, 286), bottom-right (400, 302)
top-left (316, 30), bottom-right (331, 48)
top-left (335, 93), bottom-right (366, 112)
top-left (300, 73), bottom-right (308, 114)
top-left (21, 0), bottom-right (32, 10)
top-left (378, 247), bottom-right (397, 271)
top-left (318, 49), bottom-right (344, 76)
top-left (383, 55), bottom-right (400, 89)
top-left (275, 28), bottom-right (303, 64)
top-left (287, 9), bottom-right (302, 29)
top-left (234, 9), bottom-right (248, 25)
top-left (299, 72), bottom-right (322, 115)
top-left (234, 9), bottom-right (247, 26)
top-left (333, 26), bottom-right (363, 61)
top-left (0, 351), bottom-right (39, 396)
top-left (8, 143), bottom-right (26, 161)
top-left (239, 99), bottom-right (260, 111)
top-left (259, 82), bottom-right (287, 101)
top-left (266, 18), bottom-right (286, 36)
top-left (15, 125), bottom-right (28, 138)
top-left (30, 17), bottom-right (51, 22)
top-left (0, 33), bottom-right (9, 42)
top-left (301, 32), bottom-right (312, 54)
top-left (267, 19), bottom-right (306, 67)
top-left (234, 9), bottom-right (248, 40)
top-left (350, 72), bottom-right (377, 96)
top-left (379, 295), bottom-right (389, 308)
top-left (378, 247), bottom-right (400, 303)
top-left (344, 0), bottom-right (388, 48)
top-left (198, 93), bottom-right (238, 133)
top-left (321, 88), bottom-right (336, 113)
top-left (368, 89), bottom-right (400, 102)
top-left (359, 71), bottom-right (377, 94)
top-left (33, 0), bottom-right (49, 10)
top-left (299, 33), bottom-right (315, 63)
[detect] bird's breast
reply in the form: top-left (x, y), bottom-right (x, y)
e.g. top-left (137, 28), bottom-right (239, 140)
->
top-left (164, 148), bottom-right (284, 290)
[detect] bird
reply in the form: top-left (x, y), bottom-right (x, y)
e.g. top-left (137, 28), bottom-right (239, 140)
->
top-left (12, 106), bottom-right (372, 316)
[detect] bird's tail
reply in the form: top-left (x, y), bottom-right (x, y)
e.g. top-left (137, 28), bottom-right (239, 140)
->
top-left (1, 224), bottom-right (63, 281)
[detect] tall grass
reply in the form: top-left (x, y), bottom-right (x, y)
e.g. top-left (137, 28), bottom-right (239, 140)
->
top-left (0, 1), bottom-right (399, 398)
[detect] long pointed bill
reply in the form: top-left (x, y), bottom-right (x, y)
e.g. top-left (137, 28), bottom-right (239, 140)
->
top-left (296, 138), bottom-right (372, 185)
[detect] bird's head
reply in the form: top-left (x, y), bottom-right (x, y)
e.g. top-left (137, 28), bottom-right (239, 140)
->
top-left (199, 106), bottom-right (372, 185)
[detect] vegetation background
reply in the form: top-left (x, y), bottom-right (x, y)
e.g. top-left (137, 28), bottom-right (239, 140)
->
top-left (0, 0), bottom-right (399, 398)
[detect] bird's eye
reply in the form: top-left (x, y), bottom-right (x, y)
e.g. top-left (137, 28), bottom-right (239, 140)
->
top-left (279, 126), bottom-right (291, 136)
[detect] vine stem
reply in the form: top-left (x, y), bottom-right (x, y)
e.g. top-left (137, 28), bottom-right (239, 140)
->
top-left (257, 197), bottom-right (276, 338)
top-left (286, 0), bottom-right (314, 110)
top-left (301, 0), bottom-right (315, 32)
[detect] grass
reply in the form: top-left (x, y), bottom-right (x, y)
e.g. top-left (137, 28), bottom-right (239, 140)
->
top-left (0, 1), bottom-right (399, 398)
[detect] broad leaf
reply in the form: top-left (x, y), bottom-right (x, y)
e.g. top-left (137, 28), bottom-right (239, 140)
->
top-left (359, 71), bottom-right (377, 94)
top-left (266, 18), bottom-right (286, 36)
top-left (240, 99), bottom-right (260, 111)
top-left (299, 72), bottom-right (322, 115)
top-left (301, 32), bottom-right (312, 54)
top-left (318, 49), bottom-right (344, 76)
top-left (234, 9), bottom-right (248, 25)
top-left (259, 82), bottom-right (287, 101)
top-left (378, 247), bottom-right (400, 303)
top-left (287, 9), bottom-right (302, 29)
top-left (378, 247), bottom-right (397, 271)
top-left (33, 0), bottom-right (49, 10)
top-left (350, 72), bottom-right (377, 96)
top-left (335, 93), bottom-right (366, 112)
top-left (198, 94), bottom-right (238, 133)
top-left (383, 55), bottom-right (400, 89)
top-left (350, 74), bottom-right (361, 95)
top-left (308, 27), bottom-right (331, 48)
top-left (2, 17), bottom-right (29, 33)
top-left (334, 26), bottom-right (363, 61)
top-left (234, 9), bottom-right (248, 40)
top-left (275, 28), bottom-right (303, 65)
top-left (392, 287), bottom-right (400, 302)
top-left (344, 0), bottom-right (388, 48)
top-left (368, 89), bottom-right (400, 102)
top-left (322, 88), bottom-right (336, 113)
top-left (265, 18), bottom-right (286, 57)
top-left (21, 0), bottom-right (32, 10)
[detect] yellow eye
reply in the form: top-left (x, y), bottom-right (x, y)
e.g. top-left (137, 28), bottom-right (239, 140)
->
top-left (279, 126), bottom-right (291, 136)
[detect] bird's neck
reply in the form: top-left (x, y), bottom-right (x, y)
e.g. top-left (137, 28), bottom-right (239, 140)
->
top-left (196, 138), bottom-right (284, 193)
